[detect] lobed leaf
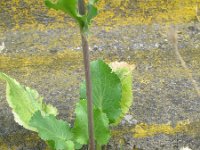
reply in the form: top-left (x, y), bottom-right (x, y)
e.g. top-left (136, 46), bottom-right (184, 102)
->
top-left (0, 72), bottom-right (58, 131)
top-left (30, 111), bottom-right (74, 150)
top-left (80, 60), bottom-right (122, 123)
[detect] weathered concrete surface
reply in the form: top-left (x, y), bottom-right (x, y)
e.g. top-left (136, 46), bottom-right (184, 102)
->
top-left (0, 0), bottom-right (200, 149)
top-left (0, 0), bottom-right (199, 31)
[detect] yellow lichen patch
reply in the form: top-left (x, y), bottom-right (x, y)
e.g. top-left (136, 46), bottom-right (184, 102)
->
top-left (132, 120), bottom-right (190, 138)
top-left (0, 139), bottom-right (8, 150)
top-left (0, 0), bottom-right (200, 32)
top-left (112, 120), bottom-right (200, 139)
top-left (95, 0), bottom-right (199, 26)
top-left (0, 50), bottom-right (82, 70)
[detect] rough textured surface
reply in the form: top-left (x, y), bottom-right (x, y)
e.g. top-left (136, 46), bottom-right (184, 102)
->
top-left (0, 0), bottom-right (200, 149)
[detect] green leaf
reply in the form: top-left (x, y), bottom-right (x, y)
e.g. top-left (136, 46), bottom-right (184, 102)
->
top-left (73, 99), bottom-right (110, 146)
top-left (44, 0), bottom-right (100, 33)
top-left (65, 141), bottom-right (75, 150)
top-left (87, 4), bottom-right (98, 24)
top-left (94, 108), bottom-right (110, 145)
top-left (45, 0), bottom-right (85, 26)
top-left (80, 60), bottom-right (122, 123)
top-left (30, 111), bottom-right (74, 150)
top-left (43, 104), bottom-right (58, 116)
top-left (89, 0), bottom-right (98, 4)
top-left (73, 99), bottom-right (88, 145)
top-left (87, 0), bottom-right (99, 24)
top-left (47, 140), bottom-right (55, 149)
top-left (74, 142), bottom-right (83, 150)
top-left (109, 62), bottom-right (135, 124)
top-left (0, 72), bottom-right (58, 131)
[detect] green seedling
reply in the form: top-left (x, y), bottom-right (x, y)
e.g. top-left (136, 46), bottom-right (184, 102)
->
top-left (0, 60), bottom-right (133, 149)
top-left (0, 0), bottom-right (134, 149)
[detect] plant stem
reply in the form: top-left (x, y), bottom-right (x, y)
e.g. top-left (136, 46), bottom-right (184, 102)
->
top-left (169, 25), bottom-right (200, 97)
top-left (78, 0), bottom-right (95, 149)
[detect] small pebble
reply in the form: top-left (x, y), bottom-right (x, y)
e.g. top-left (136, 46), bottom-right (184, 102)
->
top-left (180, 146), bottom-right (192, 150)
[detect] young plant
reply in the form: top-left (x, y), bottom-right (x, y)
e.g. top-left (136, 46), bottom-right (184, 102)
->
top-left (0, 0), bottom-right (134, 149)
top-left (44, 0), bottom-right (101, 148)
top-left (0, 60), bottom-right (133, 149)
